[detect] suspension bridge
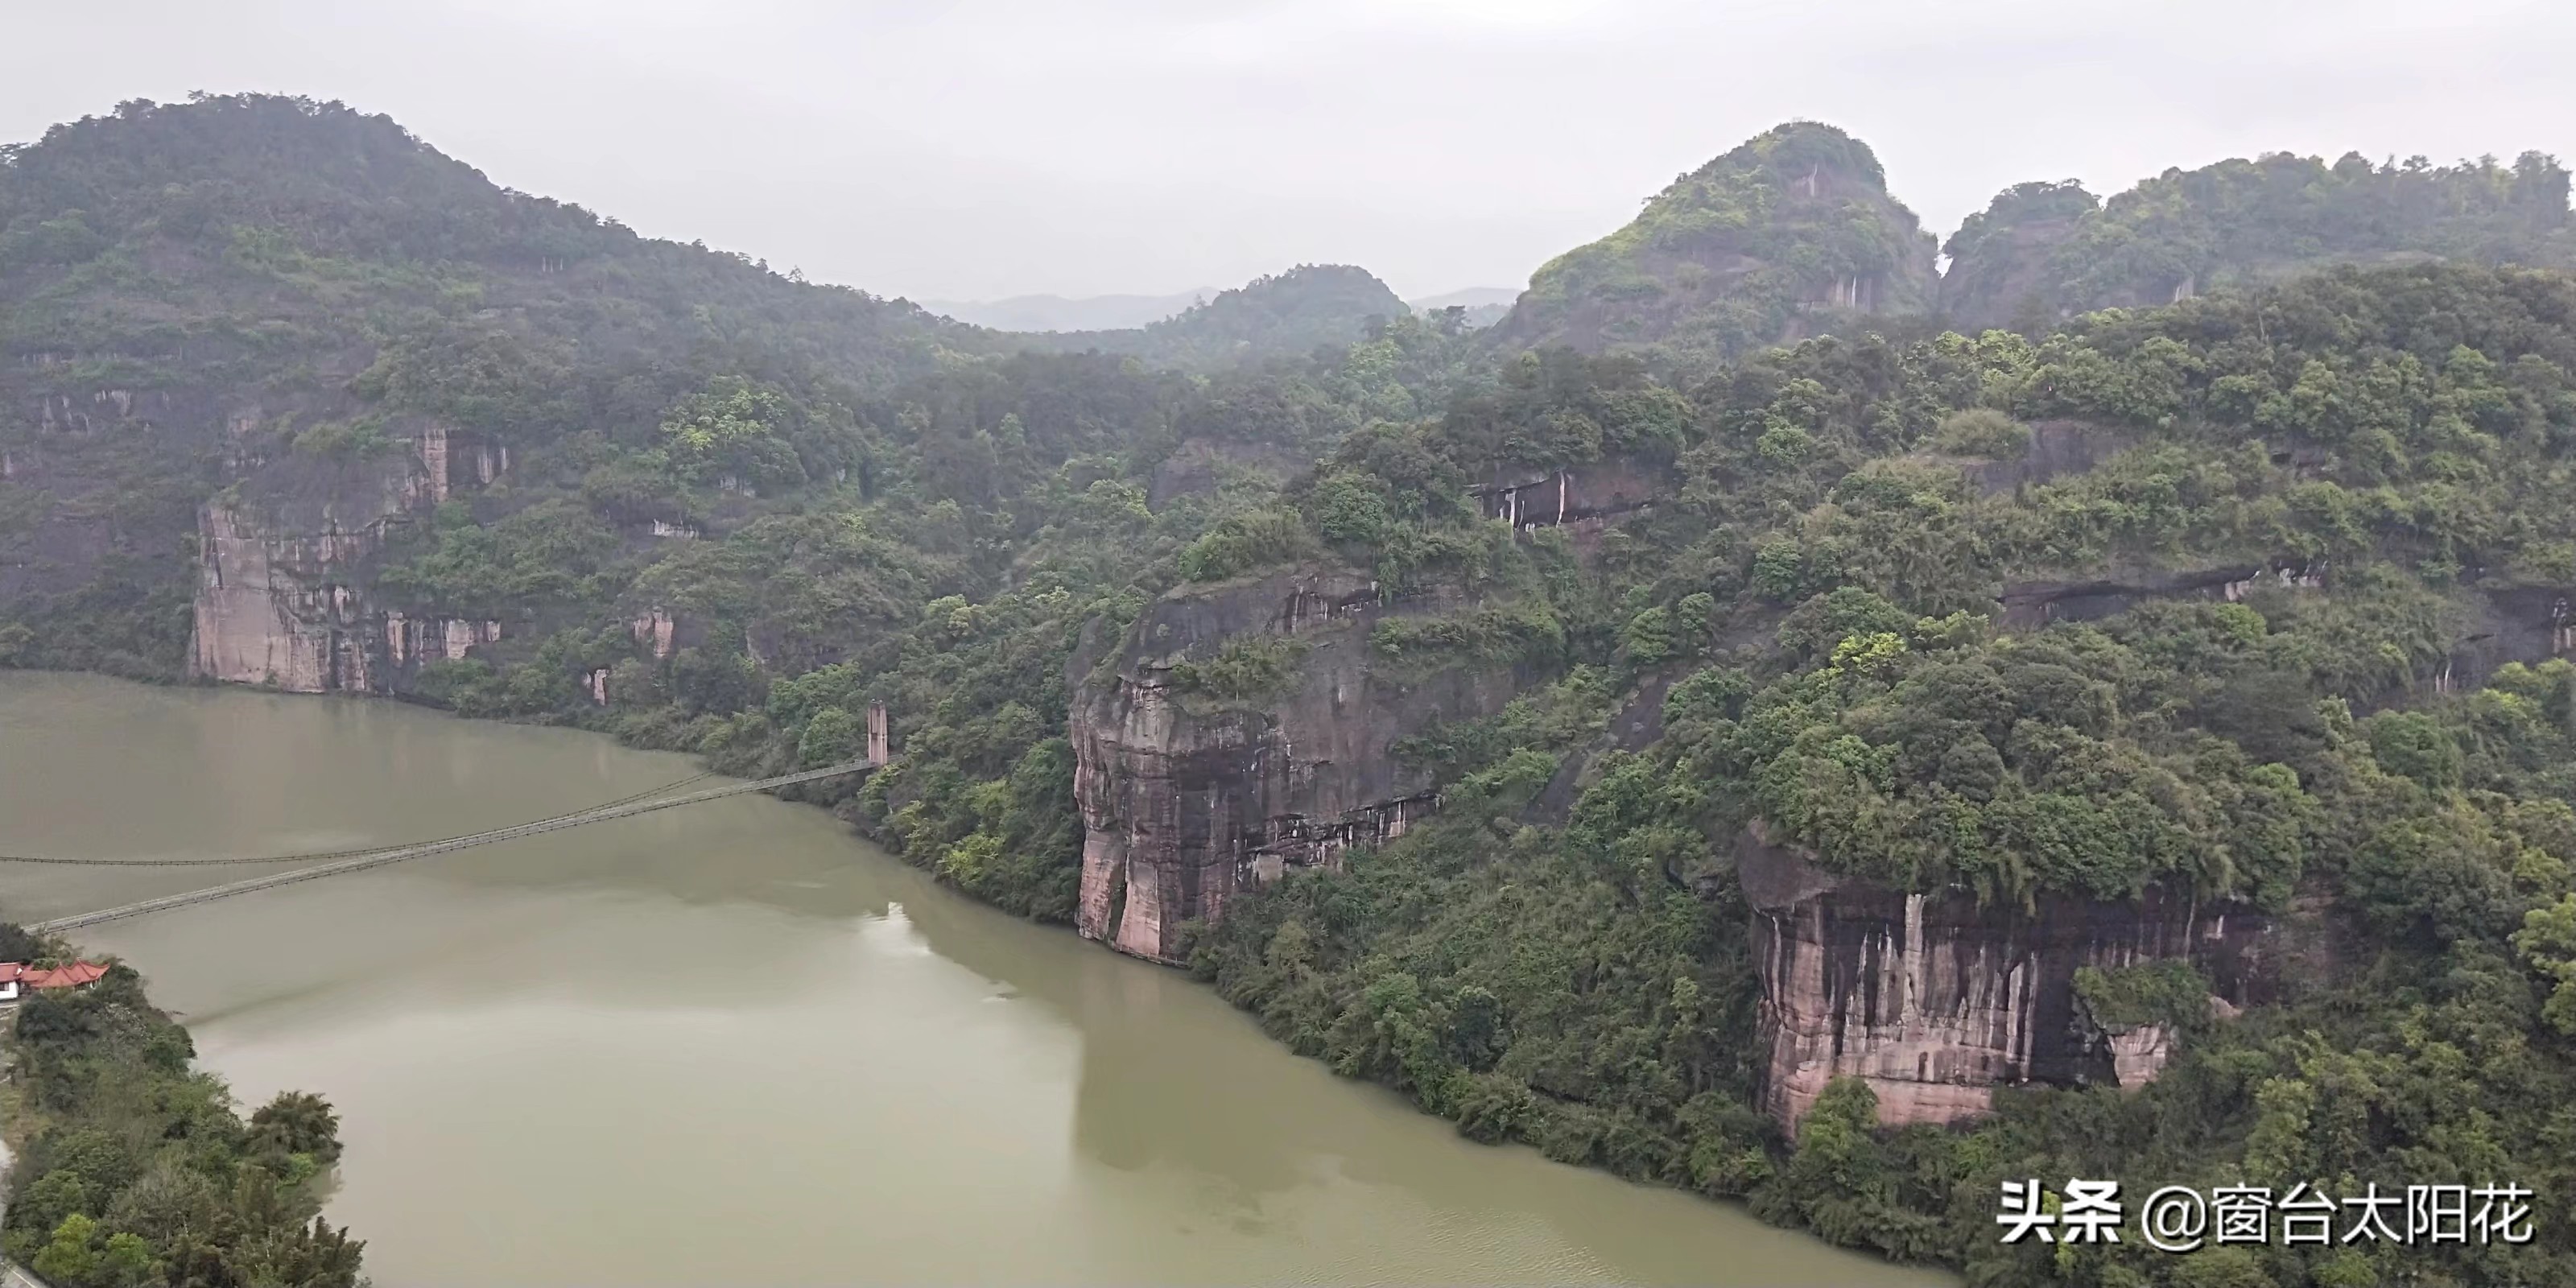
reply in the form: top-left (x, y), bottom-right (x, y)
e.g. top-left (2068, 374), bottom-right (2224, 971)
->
top-left (14, 761), bottom-right (875, 934)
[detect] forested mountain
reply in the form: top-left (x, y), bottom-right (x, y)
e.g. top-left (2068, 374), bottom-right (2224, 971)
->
top-left (927, 280), bottom-right (1508, 339)
top-left (1489, 122), bottom-right (1938, 368)
top-left (921, 288), bottom-right (1216, 332)
top-left (13, 92), bottom-right (2576, 1288)
top-left (1940, 151), bottom-right (2576, 332)
top-left (1409, 286), bottom-right (1519, 312)
top-left (0, 94), bottom-right (976, 381)
top-left (1409, 286), bottom-right (1517, 330)
top-left (1009, 263), bottom-right (1411, 369)
top-left (1184, 263), bottom-right (2576, 1287)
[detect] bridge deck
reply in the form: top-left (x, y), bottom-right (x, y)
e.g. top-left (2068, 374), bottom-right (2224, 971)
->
top-left (29, 761), bottom-right (871, 933)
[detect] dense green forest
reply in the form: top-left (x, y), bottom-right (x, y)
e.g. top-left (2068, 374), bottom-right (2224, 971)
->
top-left (1941, 151), bottom-right (2576, 331)
top-left (1195, 265), bottom-right (2576, 1287)
top-left (1492, 122), bottom-right (1939, 368)
top-left (0, 926), bottom-right (361, 1286)
top-left (11, 94), bottom-right (2576, 1287)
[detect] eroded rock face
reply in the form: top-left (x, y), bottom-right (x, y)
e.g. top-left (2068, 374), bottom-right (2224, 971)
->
top-left (630, 609), bottom-right (678, 659)
top-left (1069, 568), bottom-right (1517, 964)
top-left (1740, 825), bottom-right (2271, 1132)
top-left (1996, 559), bottom-right (2327, 630)
top-left (187, 427), bottom-right (506, 694)
top-left (1963, 420), bottom-right (2129, 497)
top-left (190, 506), bottom-right (382, 691)
top-left (2435, 584), bottom-right (2576, 696)
top-left (1936, 214), bottom-right (2083, 333)
top-left (1472, 460), bottom-right (1667, 533)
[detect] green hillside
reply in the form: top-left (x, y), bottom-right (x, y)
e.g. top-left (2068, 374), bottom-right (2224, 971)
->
top-left (1941, 150), bottom-right (2576, 331)
top-left (11, 93), bottom-right (2576, 1288)
top-left (1197, 262), bottom-right (2576, 1286)
top-left (1491, 121), bottom-right (1938, 367)
top-left (1008, 263), bottom-right (1414, 369)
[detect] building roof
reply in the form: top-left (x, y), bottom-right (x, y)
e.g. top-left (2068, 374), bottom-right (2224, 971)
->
top-left (0, 963), bottom-right (21, 984)
top-left (20, 961), bottom-right (108, 989)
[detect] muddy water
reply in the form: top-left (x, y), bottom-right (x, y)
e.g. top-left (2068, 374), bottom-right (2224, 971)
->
top-left (0, 672), bottom-right (1947, 1286)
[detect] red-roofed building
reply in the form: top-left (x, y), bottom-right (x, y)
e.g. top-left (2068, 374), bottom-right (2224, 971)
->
top-left (0, 960), bottom-right (107, 999)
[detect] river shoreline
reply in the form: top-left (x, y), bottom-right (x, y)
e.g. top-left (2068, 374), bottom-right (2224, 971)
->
top-left (0, 671), bottom-right (1950, 1286)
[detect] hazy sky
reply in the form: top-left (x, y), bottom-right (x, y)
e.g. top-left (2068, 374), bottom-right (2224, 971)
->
top-left (10, 2), bottom-right (2571, 302)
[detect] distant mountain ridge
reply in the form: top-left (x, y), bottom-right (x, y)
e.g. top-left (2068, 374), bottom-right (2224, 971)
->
top-left (923, 290), bottom-right (1220, 332)
top-left (1408, 286), bottom-right (1516, 330)
top-left (1937, 151), bottom-right (2576, 331)
top-left (923, 134), bottom-right (2576, 378)
top-left (1004, 264), bottom-right (1410, 369)
top-left (927, 282), bottom-right (1517, 339)
top-left (1408, 286), bottom-right (1518, 311)
top-left (1484, 121), bottom-right (2576, 365)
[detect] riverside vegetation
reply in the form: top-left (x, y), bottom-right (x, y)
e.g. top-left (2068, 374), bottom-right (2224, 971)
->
top-left (8, 97), bottom-right (2576, 1286)
top-left (0, 926), bottom-right (360, 1286)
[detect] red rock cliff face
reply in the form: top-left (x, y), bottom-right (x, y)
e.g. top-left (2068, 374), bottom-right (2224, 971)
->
top-left (1070, 568), bottom-right (1517, 964)
top-left (1740, 825), bottom-right (2273, 1132)
top-left (188, 423), bottom-right (506, 694)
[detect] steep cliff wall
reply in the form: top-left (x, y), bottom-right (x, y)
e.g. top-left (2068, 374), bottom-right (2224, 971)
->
top-left (1740, 825), bottom-right (2273, 1131)
top-left (1936, 212), bottom-right (2085, 333)
top-left (2435, 584), bottom-right (2576, 695)
top-left (186, 424), bottom-right (504, 693)
top-left (1471, 460), bottom-right (1666, 534)
top-left (1070, 568), bottom-right (1519, 963)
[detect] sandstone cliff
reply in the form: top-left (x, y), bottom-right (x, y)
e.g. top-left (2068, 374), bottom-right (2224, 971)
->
top-left (1069, 567), bottom-right (1519, 963)
top-left (1739, 824), bottom-right (2273, 1131)
top-left (1934, 181), bottom-right (2099, 334)
top-left (187, 424), bottom-right (504, 693)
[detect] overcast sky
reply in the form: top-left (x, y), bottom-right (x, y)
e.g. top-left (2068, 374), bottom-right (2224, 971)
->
top-left (9, 2), bottom-right (2571, 302)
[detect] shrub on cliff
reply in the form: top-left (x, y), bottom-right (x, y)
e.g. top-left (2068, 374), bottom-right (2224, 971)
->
top-left (1176, 507), bottom-right (1319, 582)
top-left (1167, 634), bottom-right (1310, 705)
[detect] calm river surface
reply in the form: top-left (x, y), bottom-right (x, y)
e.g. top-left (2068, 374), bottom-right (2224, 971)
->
top-left (0, 672), bottom-right (1947, 1287)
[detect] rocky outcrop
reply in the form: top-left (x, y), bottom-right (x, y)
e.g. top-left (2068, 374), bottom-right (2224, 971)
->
top-left (1961, 420), bottom-right (2128, 496)
top-left (190, 506), bottom-right (382, 691)
top-left (382, 611), bottom-right (502, 669)
top-left (1740, 824), bottom-right (2271, 1132)
top-left (1997, 559), bottom-right (2326, 630)
top-left (630, 609), bottom-right (678, 659)
top-left (186, 425), bottom-right (509, 693)
top-left (409, 423), bottom-right (509, 505)
top-left (190, 503), bottom-right (506, 692)
top-left (1472, 460), bottom-right (1666, 535)
top-left (1069, 568), bottom-right (1519, 963)
top-left (1937, 212), bottom-right (2086, 333)
top-left (2431, 584), bottom-right (2576, 696)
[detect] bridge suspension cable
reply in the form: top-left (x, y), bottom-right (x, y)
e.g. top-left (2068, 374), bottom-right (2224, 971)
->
top-left (29, 762), bottom-right (872, 934)
top-left (0, 772), bottom-right (719, 868)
